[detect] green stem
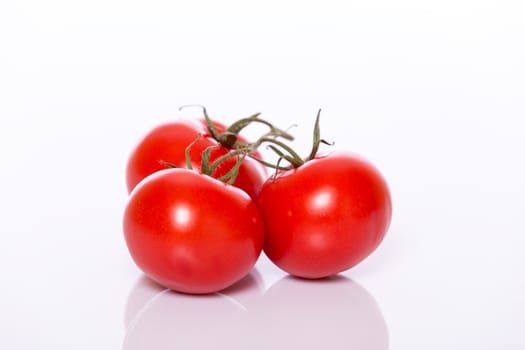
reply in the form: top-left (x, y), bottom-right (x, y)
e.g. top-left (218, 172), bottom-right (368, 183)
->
top-left (307, 108), bottom-right (322, 161)
top-left (179, 104), bottom-right (221, 140)
top-left (253, 137), bottom-right (304, 167)
top-left (248, 154), bottom-right (291, 171)
top-left (184, 134), bottom-right (203, 170)
top-left (159, 160), bottom-right (177, 168)
top-left (198, 143), bottom-right (252, 186)
top-left (267, 145), bottom-right (303, 168)
top-left (227, 115), bottom-right (294, 141)
top-left (200, 145), bottom-right (219, 175)
top-left (179, 105), bottom-right (295, 153)
top-left (226, 113), bottom-right (261, 134)
top-left (208, 148), bottom-right (250, 175)
top-left (218, 154), bottom-right (247, 184)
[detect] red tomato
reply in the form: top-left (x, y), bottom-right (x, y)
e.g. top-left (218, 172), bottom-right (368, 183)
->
top-left (123, 168), bottom-right (265, 294)
top-left (256, 151), bottom-right (392, 279)
top-left (125, 118), bottom-right (267, 198)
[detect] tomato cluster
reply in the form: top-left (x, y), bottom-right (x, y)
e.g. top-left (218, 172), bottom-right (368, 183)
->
top-left (123, 108), bottom-right (392, 294)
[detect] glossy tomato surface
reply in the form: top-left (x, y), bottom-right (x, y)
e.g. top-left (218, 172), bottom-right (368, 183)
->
top-left (125, 118), bottom-right (267, 198)
top-left (123, 168), bottom-right (265, 294)
top-left (256, 151), bottom-right (392, 279)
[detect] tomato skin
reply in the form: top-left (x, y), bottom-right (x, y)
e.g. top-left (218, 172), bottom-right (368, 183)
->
top-left (123, 168), bottom-right (265, 294)
top-left (256, 151), bottom-right (392, 279)
top-left (125, 118), bottom-right (267, 198)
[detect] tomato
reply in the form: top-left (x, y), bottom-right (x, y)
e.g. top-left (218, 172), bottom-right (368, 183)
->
top-left (125, 118), bottom-right (267, 198)
top-left (256, 151), bottom-right (392, 279)
top-left (123, 168), bottom-right (265, 294)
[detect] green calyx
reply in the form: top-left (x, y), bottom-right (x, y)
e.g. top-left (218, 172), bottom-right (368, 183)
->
top-left (258, 109), bottom-right (334, 171)
top-left (178, 104), bottom-right (294, 149)
top-left (160, 106), bottom-right (332, 184)
top-left (200, 145), bottom-right (250, 185)
top-left (160, 133), bottom-right (252, 185)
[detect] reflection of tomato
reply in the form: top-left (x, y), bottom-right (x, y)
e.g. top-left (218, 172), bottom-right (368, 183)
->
top-left (123, 271), bottom-right (264, 350)
top-left (250, 276), bottom-right (388, 350)
top-left (125, 118), bottom-right (267, 198)
top-left (123, 270), bottom-right (387, 349)
top-left (124, 276), bottom-right (165, 330)
top-left (123, 289), bottom-right (247, 349)
top-left (123, 168), bottom-right (265, 294)
top-left (256, 151), bottom-right (392, 278)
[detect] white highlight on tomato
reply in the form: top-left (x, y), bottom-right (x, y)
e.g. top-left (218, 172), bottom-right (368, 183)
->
top-left (172, 205), bottom-right (192, 228)
top-left (310, 188), bottom-right (335, 211)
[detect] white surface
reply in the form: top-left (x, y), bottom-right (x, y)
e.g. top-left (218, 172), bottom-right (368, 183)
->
top-left (1, 1), bottom-right (524, 349)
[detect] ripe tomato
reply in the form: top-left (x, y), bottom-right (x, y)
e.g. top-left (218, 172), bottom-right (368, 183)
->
top-left (256, 151), bottom-right (392, 279)
top-left (123, 168), bottom-right (265, 294)
top-left (125, 118), bottom-right (267, 198)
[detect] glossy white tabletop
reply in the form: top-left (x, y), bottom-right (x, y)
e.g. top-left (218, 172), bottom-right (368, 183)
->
top-left (1, 1), bottom-right (524, 349)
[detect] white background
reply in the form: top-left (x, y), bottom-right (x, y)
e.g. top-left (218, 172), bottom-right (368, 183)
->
top-left (1, 1), bottom-right (524, 349)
